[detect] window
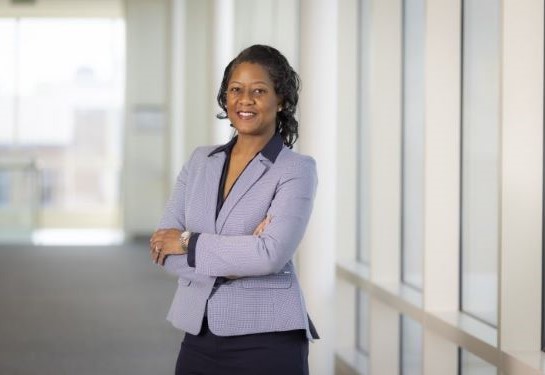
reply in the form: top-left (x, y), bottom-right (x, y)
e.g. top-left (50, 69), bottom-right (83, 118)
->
top-left (0, 18), bottom-right (125, 238)
top-left (400, 315), bottom-right (423, 375)
top-left (461, 0), bottom-right (500, 326)
top-left (401, 0), bottom-right (425, 289)
top-left (357, 0), bottom-right (372, 264)
top-left (0, 19), bottom-right (16, 143)
top-left (356, 289), bottom-right (370, 354)
top-left (459, 349), bottom-right (497, 375)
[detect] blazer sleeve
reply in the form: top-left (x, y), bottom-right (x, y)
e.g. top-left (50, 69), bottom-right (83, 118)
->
top-left (193, 156), bottom-right (318, 277)
top-left (156, 149), bottom-right (196, 278)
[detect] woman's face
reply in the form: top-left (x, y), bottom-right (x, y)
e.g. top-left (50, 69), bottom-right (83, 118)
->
top-left (226, 62), bottom-right (281, 138)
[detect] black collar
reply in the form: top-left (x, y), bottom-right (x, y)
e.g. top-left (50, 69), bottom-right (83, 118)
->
top-left (207, 133), bottom-right (283, 163)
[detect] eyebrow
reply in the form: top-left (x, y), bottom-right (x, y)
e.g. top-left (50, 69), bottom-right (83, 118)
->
top-left (229, 80), bottom-right (271, 86)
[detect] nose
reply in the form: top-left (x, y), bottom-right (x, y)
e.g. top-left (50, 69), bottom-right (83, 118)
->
top-left (239, 89), bottom-right (255, 105)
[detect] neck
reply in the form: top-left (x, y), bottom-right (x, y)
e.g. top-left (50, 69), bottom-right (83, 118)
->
top-left (233, 132), bottom-right (275, 158)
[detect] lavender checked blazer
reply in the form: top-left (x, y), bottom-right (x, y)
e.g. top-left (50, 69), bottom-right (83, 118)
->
top-left (157, 137), bottom-right (318, 340)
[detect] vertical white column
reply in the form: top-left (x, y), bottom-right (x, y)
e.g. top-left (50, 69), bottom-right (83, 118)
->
top-left (422, 0), bottom-right (461, 373)
top-left (169, 0), bottom-right (186, 183)
top-left (370, 299), bottom-right (400, 375)
top-left (123, 0), bottom-right (171, 237)
top-left (211, 0), bottom-right (234, 144)
top-left (335, 0), bottom-right (359, 362)
top-left (422, 0), bottom-right (461, 316)
top-left (183, 0), bottom-right (214, 155)
top-left (500, 0), bottom-right (544, 353)
top-left (337, 0), bottom-right (358, 263)
top-left (298, 0), bottom-right (337, 373)
top-left (423, 331), bottom-right (458, 375)
top-left (366, 0), bottom-right (402, 373)
top-left (367, 0), bottom-right (402, 285)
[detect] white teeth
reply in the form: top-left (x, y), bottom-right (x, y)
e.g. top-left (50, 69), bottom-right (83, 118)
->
top-left (238, 112), bottom-right (255, 118)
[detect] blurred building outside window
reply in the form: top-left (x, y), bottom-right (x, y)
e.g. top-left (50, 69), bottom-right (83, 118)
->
top-left (0, 18), bottom-right (125, 244)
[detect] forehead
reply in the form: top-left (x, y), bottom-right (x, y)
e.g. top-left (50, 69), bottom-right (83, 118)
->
top-left (228, 62), bottom-right (273, 85)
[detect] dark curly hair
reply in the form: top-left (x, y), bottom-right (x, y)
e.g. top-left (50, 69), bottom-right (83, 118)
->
top-left (216, 44), bottom-right (300, 148)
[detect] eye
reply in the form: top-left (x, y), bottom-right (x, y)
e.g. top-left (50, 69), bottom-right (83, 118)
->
top-left (228, 86), bottom-right (241, 93)
top-left (253, 88), bottom-right (266, 95)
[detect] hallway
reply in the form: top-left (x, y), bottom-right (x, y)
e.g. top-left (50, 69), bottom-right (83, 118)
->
top-left (0, 243), bottom-right (181, 374)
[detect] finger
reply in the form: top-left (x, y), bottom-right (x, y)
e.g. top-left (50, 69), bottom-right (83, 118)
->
top-left (158, 249), bottom-right (169, 266)
top-left (150, 241), bottom-right (157, 254)
top-left (149, 238), bottom-right (158, 251)
top-left (254, 215), bottom-right (272, 235)
top-left (253, 224), bottom-right (262, 235)
top-left (254, 221), bottom-right (266, 235)
top-left (154, 248), bottom-right (162, 264)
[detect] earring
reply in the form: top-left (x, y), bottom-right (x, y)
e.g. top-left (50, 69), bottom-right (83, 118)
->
top-left (277, 106), bottom-right (282, 112)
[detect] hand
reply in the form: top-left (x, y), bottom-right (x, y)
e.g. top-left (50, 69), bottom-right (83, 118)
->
top-left (253, 214), bottom-right (272, 236)
top-left (149, 229), bottom-right (184, 266)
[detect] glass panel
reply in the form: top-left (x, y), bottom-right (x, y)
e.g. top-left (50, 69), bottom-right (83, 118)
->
top-left (400, 315), bottom-right (423, 375)
top-left (461, 0), bottom-right (500, 326)
top-left (356, 289), bottom-right (370, 354)
top-left (17, 19), bottom-right (124, 145)
top-left (357, 0), bottom-right (372, 264)
top-left (460, 349), bottom-right (497, 375)
top-left (0, 19), bottom-right (16, 144)
top-left (0, 164), bottom-right (39, 241)
top-left (0, 18), bottom-right (125, 237)
top-left (401, 0), bottom-right (425, 289)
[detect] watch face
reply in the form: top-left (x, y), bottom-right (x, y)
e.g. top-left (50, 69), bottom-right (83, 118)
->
top-left (181, 231), bottom-right (191, 243)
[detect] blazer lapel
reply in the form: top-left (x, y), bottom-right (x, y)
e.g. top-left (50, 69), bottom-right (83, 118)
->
top-left (203, 152), bottom-right (225, 234)
top-left (215, 154), bottom-right (269, 234)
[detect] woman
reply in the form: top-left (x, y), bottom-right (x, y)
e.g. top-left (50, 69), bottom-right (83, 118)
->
top-left (149, 44), bottom-right (318, 375)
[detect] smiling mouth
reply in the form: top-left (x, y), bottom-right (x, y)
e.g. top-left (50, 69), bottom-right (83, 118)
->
top-left (237, 111), bottom-right (257, 120)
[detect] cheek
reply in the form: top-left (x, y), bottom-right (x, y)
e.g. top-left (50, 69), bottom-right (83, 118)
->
top-left (225, 100), bottom-right (236, 116)
top-left (265, 103), bottom-right (279, 119)
top-left (226, 97), bottom-right (235, 109)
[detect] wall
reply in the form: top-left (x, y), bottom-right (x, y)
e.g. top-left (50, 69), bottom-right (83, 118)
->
top-left (123, 0), bottom-right (170, 237)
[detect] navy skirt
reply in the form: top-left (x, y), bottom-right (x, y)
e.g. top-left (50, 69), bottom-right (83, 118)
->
top-left (175, 317), bottom-right (309, 375)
